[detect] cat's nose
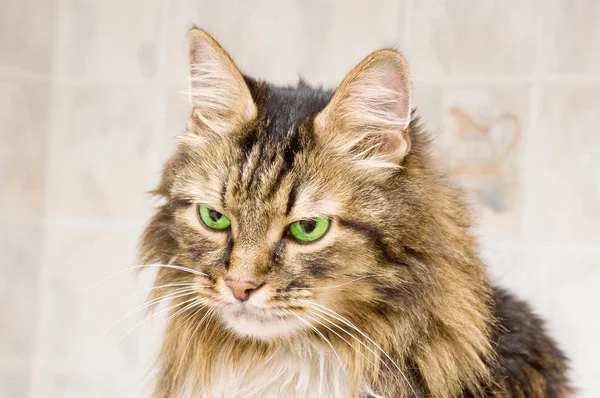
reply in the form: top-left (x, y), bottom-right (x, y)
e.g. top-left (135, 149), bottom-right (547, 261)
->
top-left (225, 279), bottom-right (258, 302)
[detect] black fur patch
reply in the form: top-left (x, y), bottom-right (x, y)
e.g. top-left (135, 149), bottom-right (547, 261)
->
top-left (231, 80), bottom-right (331, 201)
top-left (338, 218), bottom-right (408, 267)
top-left (488, 288), bottom-right (571, 396)
top-left (304, 259), bottom-right (339, 277)
top-left (221, 234), bottom-right (233, 267)
top-left (239, 128), bottom-right (258, 164)
top-left (279, 281), bottom-right (308, 292)
top-left (285, 185), bottom-right (297, 216)
top-left (374, 284), bottom-right (405, 300)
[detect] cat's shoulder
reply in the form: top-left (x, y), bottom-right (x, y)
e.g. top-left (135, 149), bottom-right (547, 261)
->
top-left (487, 287), bottom-right (573, 397)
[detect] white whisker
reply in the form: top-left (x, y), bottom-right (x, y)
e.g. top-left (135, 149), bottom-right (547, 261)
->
top-left (308, 309), bottom-right (406, 390)
top-left (99, 288), bottom-right (197, 337)
top-left (288, 274), bottom-right (388, 291)
top-left (175, 306), bottom-right (217, 381)
top-left (165, 304), bottom-right (206, 340)
top-left (285, 310), bottom-right (347, 376)
top-left (82, 263), bottom-right (208, 292)
top-left (163, 296), bottom-right (224, 342)
top-left (114, 296), bottom-right (198, 346)
top-left (122, 282), bottom-right (201, 302)
top-left (163, 298), bottom-right (211, 327)
top-left (299, 299), bottom-right (418, 397)
top-left (304, 311), bottom-right (379, 371)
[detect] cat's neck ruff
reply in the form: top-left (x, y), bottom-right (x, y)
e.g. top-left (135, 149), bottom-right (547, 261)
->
top-left (188, 338), bottom-right (355, 398)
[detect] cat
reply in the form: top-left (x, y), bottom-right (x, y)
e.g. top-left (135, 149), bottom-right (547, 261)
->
top-left (139, 28), bottom-right (571, 397)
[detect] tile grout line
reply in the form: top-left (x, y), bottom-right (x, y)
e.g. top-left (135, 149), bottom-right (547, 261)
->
top-left (519, 0), bottom-right (544, 265)
top-left (41, 74), bottom-right (600, 87)
top-left (401, 0), bottom-right (413, 53)
top-left (42, 215), bottom-right (143, 230)
top-left (413, 75), bottom-right (600, 86)
top-left (138, 0), bottom-right (170, 379)
top-left (28, 0), bottom-right (65, 394)
top-left (0, 357), bottom-right (34, 370)
top-left (487, 240), bottom-right (600, 254)
top-left (0, 67), bottom-right (49, 81)
top-left (147, 0), bottom-right (171, 190)
top-left (519, 82), bottom-right (539, 258)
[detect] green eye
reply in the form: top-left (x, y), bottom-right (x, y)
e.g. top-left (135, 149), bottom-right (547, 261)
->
top-left (198, 206), bottom-right (231, 230)
top-left (289, 217), bottom-right (330, 242)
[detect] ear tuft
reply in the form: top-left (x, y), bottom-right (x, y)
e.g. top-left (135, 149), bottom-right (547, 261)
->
top-left (315, 50), bottom-right (412, 167)
top-left (186, 28), bottom-right (256, 137)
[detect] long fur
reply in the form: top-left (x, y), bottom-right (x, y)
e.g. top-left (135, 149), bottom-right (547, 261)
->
top-left (138, 28), bottom-right (571, 398)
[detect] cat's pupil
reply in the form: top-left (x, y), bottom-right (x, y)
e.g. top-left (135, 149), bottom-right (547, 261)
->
top-left (208, 209), bottom-right (222, 222)
top-left (300, 219), bottom-right (317, 234)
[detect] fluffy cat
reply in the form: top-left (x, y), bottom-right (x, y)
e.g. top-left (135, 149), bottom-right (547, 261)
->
top-left (139, 28), bottom-right (571, 397)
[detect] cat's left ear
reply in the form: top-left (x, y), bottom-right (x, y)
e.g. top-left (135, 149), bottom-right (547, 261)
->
top-left (186, 28), bottom-right (256, 137)
top-left (315, 50), bottom-right (412, 166)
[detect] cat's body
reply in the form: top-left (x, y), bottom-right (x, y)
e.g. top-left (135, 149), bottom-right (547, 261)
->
top-left (140, 29), bottom-right (570, 397)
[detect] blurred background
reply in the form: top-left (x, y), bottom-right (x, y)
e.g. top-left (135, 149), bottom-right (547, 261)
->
top-left (1, 0), bottom-right (599, 397)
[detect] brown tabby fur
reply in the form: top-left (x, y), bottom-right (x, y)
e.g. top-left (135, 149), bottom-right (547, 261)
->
top-left (139, 28), bottom-right (571, 397)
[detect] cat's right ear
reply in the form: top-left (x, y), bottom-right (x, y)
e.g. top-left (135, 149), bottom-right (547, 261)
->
top-left (315, 49), bottom-right (412, 169)
top-left (186, 28), bottom-right (256, 137)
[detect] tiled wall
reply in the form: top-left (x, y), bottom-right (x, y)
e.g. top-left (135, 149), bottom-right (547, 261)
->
top-left (1, 0), bottom-right (598, 397)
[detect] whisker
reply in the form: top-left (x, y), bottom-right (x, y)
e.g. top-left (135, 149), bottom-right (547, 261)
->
top-left (304, 311), bottom-right (379, 370)
top-left (122, 282), bottom-right (201, 302)
top-left (285, 310), bottom-right (347, 376)
top-left (308, 309), bottom-right (406, 390)
top-left (163, 298), bottom-right (211, 327)
top-left (114, 296), bottom-right (198, 346)
top-left (289, 274), bottom-right (388, 291)
top-left (164, 305), bottom-right (206, 340)
top-left (299, 299), bottom-right (418, 398)
top-left (82, 263), bottom-right (209, 292)
top-left (100, 289), bottom-right (196, 337)
top-left (174, 306), bottom-right (217, 381)
top-left (163, 296), bottom-right (224, 341)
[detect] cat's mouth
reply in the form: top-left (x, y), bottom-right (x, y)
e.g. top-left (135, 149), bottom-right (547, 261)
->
top-left (208, 278), bottom-right (309, 339)
top-left (219, 304), bottom-right (305, 339)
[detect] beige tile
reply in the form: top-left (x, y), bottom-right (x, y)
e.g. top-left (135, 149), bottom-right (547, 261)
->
top-left (45, 84), bottom-right (162, 222)
top-left (149, 85), bottom-right (190, 190)
top-left (296, 0), bottom-right (405, 87)
top-left (412, 85), bottom-right (442, 140)
top-left (532, 86), bottom-right (600, 243)
top-left (166, 0), bottom-right (404, 87)
top-left (435, 85), bottom-right (530, 241)
top-left (480, 248), bottom-right (537, 303)
top-left (163, 85), bottom-right (190, 143)
top-left (411, 85), bottom-right (446, 175)
top-left (0, 0), bottom-right (54, 74)
top-left (0, 363), bottom-right (31, 398)
top-left (35, 225), bottom-right (154, 369)
top-left (55, 0), bottom-right (165, 80)
top-left (0, 222), bottom-right (43, 358)
top-left (540, 1), bottom-right (600, 75)
top-left (527, 249), bottom-right (600, 397)
top-left (0, 78), bottom-right (49, 222)
top-left (30, 365), bottom-right (149, 398)
top-left (407, 0), bottom-right (537, 79)
top-left (166, 0), bottom-right (304, 86)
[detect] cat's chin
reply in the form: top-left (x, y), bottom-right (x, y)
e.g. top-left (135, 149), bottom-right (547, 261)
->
top-left (220, 308), bottom-right (305, 340)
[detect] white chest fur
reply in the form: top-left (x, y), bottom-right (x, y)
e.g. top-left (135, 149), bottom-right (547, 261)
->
top-left (189, 346), bottom-right (351, 398)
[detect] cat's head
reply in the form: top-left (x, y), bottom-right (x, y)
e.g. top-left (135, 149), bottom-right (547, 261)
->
top-left (140, 29), bottom-right (484, 343)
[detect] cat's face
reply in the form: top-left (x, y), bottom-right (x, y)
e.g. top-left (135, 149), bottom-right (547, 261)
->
top-left (142, 29), bottom-right (415, 340)
top-left (166, 120), bottom-right (408, 339)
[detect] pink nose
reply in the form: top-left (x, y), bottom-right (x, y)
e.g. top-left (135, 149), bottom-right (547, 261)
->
top-left (225, 279), bottom-right (258, 302)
